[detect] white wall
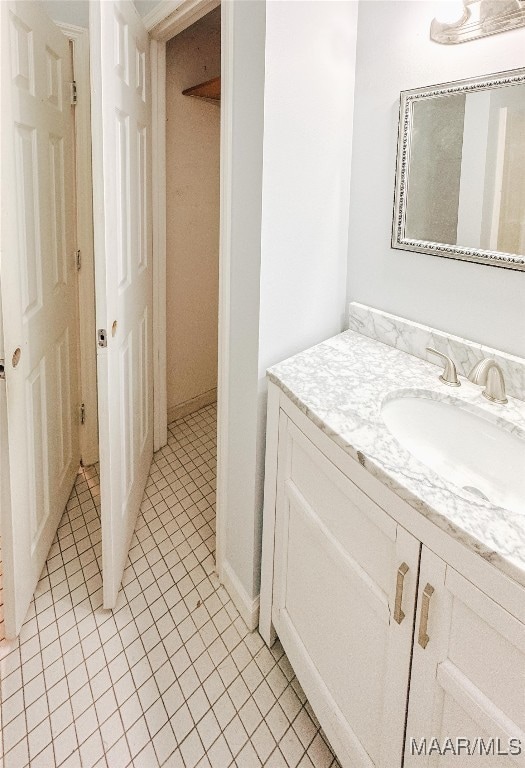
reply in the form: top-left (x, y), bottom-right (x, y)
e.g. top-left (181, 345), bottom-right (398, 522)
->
top-left (222, 0), bottom-right (359, 605)
top-left (221, 0), bottom-right (266, 603)
top-left (165, 10), bottom-right (220, 417)
top-left (43, 0), bottom-right (89, 27)
top-left (44, 1), bottom-right (159, 28)
top-left (253, 0), bottom-right (359, 594)
top-left (259, 0), bottom-right (358, 374)
top-left (456, 92), bottom-right (491, 249)
top-left (134, 0), bottom-right (162, 17)
top-left (347, 1), bottom-right (525, 357)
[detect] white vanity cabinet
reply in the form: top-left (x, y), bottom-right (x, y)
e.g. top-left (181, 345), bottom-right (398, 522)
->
top-left (271, 412), bottom-right (420, 768)
top-left (405, 547), bottom-right (525, 768)
top-left (260, 383), bottom-right (525, 768)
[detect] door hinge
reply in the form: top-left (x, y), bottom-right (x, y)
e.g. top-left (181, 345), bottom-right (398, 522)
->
top-left (0, 359), bottom-right (5, 380)
top-left (70, 81), bottom-right (77, 105)
top-left (80, 403), bottom-right (86, 425)
top-left (75, 250), bottom-right (81, 271)
top-left (97, 329), bottom-right (108, 347)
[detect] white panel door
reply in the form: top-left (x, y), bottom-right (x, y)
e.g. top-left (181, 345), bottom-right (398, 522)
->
top-left (0, 1), bottom-right (80, 636)
top-left (405, 547), bottom-right (525, 768)
top-left (90, 0), bottom-right (153, 608)
top-left (273, 415), bottom-right (420, 768)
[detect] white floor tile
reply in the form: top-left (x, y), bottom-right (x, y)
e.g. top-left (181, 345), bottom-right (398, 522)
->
top-left (0, 405), bottom-right (340, 767)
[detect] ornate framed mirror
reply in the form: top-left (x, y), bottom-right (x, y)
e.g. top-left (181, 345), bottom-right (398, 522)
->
top-left (392, 68), bottom-right (525, 271)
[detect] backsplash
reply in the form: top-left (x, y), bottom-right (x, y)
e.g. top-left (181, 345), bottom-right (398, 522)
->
top-left (347, 302), bottom-right (525, 403)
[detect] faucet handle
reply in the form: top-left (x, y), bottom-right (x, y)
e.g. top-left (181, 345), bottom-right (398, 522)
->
top-left (426, 347), bottom-right (460, 387)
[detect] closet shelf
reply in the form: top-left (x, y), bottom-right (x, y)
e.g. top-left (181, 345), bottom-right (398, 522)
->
top-left (182, 76), bottom-right (220, 103)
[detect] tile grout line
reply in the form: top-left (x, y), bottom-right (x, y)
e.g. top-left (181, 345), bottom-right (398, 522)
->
top-left (1, 404), bottom-right (340, 768)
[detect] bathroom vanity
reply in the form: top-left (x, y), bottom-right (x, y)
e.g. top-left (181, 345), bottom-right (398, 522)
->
top-left (259, 324), bottom-right (525, 768)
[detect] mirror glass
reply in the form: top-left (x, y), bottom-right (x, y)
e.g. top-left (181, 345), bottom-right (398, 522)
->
top-left (393, 70), bottom-right (525, 271)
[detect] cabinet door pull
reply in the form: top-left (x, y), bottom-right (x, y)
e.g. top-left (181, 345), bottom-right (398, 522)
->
top-left (418, 583), bottom-right (435, 648)
top-left (393, 562), bottom-right (409, 624)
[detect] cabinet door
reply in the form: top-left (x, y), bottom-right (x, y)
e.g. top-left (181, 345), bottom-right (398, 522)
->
top-left (405, 547), bottom-right (525, 768)
top-left (273, 416), bottom-right (420, 768)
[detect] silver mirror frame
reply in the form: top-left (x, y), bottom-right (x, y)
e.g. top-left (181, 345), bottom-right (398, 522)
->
top-left (392, 68), bottom-right (525, 272)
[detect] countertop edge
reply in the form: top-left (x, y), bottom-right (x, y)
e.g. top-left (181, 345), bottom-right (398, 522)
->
top-left (267, 338), bottom-right (525, 592)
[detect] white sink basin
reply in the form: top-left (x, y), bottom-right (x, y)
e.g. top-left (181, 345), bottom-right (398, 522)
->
top-left (381, 396), bottom-right (525, 515)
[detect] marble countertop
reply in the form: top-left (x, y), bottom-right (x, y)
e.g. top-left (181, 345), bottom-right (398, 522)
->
top-left (268, 330), bottom-right (525, 588)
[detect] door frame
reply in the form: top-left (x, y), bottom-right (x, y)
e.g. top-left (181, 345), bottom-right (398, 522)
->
top-left (56, 22), bottom-right (98, 467)
top-left (147, 0), bottom-right (228, 581)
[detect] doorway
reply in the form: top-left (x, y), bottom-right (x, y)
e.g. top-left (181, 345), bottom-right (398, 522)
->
top-left (0, 0), bottom-right (225, 643)
top-left (165, 8), bottom-right (221, 423)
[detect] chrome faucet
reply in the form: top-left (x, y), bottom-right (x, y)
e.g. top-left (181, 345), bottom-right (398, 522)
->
top-left (468, 358), bottom-right (508, 404)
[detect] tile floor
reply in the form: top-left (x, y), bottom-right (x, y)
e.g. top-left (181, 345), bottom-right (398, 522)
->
top-left (0, 404), bottom-right (340, 768)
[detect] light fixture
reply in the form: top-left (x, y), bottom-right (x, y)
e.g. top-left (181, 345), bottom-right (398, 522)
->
top-left (431, 0), bottom-right (525, 43)
top-left (433, 1), bottom-right (466, 25)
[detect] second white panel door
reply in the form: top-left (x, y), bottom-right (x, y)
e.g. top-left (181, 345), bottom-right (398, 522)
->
top-left (90, 0), bottom-right (153, 608)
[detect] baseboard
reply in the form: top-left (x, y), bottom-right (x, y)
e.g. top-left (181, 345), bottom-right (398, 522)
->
top-left (221, 560), bottom-right (260, 632)
top-left (167, 387), bottom-right (217, 424)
